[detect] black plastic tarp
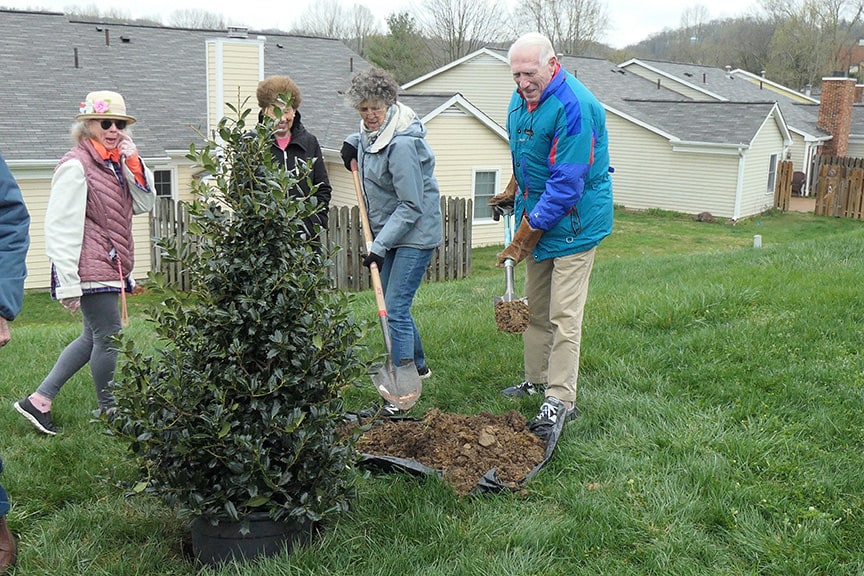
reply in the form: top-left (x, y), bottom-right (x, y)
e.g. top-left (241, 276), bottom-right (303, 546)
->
top-left (351, 413), bottom-right (564, 495)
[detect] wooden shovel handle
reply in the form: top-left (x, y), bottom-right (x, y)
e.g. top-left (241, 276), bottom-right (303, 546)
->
top-left (351, 168), bottom-right (388, 319)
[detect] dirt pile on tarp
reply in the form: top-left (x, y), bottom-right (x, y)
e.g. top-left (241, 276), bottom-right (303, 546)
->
top-left (355, 408), bottom-right (549, 495)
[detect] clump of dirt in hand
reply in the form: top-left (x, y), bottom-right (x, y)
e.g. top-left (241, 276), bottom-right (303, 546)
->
top-left (495, 299), bottom-right (530, 333)
top-left (357, 408), bottom-right (547, 495)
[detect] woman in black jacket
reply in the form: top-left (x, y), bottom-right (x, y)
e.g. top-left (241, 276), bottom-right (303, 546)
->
top-left (255, 75), bottom-right (331, 240)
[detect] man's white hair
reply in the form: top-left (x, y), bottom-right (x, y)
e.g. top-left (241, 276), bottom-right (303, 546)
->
top-left (508, 32), bottom-right (556, 66)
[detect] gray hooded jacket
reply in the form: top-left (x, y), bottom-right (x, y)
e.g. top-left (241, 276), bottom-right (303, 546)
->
top-left (345, 102), bottom-right (443, 256)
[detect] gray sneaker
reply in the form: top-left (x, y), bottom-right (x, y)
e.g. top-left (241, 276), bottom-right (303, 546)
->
top-left (14, 398), bottom-right (57, 436)
top-left (501, 381), bottom-right (540, 398)
top-left (528, 397), bottom-right (578, 442)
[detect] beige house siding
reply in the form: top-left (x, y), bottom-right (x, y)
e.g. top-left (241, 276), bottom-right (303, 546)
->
top-left (206, 39), bottom-right (263, 133)
top-left (405, 54), bottom-right (513, 127)
top-left (173, 157), bottom-right (202, 205)
top-left (327, 162), bottom-right (357, 209)
top-left (739, 115), bottom-right (787, 217)
top-left (847, 139), bottom-right (864, 158)
top-left (422, 109), bottom-right (511, 247)
top-left (787, 132), bottom-right (807, 174)
top-left (607, 113), bottom-right (741, 217)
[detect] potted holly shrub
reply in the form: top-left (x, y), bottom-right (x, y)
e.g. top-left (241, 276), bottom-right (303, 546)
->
top-left (108, 99), bottom-right (366, 566)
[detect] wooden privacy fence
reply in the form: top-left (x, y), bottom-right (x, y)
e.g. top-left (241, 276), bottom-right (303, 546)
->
top-left (150, 196), bottom-right (472, 292)
top-left (811, 156), bottom-right (864, 219)
top-left (774, 160), bottom-right (794, 211)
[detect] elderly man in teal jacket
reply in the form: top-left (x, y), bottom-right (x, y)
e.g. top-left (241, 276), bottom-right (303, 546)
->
top-left (492, 32), bottom-right (613, 442)
top-left (0, 150), bottom-right (29, 572)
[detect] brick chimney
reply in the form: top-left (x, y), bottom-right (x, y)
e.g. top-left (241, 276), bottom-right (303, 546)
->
top-left (817, 77), bottom-right (856, 157)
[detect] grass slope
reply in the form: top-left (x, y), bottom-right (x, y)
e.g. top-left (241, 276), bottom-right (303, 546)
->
top-left (3, 208), bottom-right (864, 575)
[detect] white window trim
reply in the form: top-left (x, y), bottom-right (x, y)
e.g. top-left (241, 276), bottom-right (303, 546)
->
top-left (472, 167), bottom-right (501, 223)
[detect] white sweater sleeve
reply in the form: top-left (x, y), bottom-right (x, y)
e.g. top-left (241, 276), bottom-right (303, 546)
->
top-left (45, 160), bottom-right (87, 299)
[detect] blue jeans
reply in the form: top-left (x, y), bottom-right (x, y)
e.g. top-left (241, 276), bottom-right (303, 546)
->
top-left (0, 458), bottom-right (8, 517)
top-left (378, 247), bottom-right (433, 370)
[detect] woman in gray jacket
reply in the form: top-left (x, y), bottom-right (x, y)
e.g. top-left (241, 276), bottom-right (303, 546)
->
top-left (341, 67), bottom-right (442, 396)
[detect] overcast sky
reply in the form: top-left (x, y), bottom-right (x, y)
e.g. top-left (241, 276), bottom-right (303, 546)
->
top-left (2, 0), bottom-right (763, 49)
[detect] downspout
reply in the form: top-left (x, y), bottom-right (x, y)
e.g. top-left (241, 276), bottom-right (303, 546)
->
top-left (732, 146), bottom-right (746, 220)
top-left (804, 143), bottom-right (816, 197)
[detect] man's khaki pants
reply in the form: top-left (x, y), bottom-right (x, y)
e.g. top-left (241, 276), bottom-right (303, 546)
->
top-left (523, 247), bottom-right (596, 404)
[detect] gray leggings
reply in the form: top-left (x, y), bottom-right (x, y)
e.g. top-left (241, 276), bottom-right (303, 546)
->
top-left (36, 291), bottom-right (121, 411)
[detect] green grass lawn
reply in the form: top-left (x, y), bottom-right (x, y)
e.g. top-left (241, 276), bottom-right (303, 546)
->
top-left (4, 207), bottom-right (864, 575)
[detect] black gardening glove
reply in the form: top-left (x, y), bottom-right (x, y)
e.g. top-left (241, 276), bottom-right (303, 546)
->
top-left (488, 174), bottom-right (517, 221)
top-left (341, 142), bottom-right (358, 171)
top-left (362, 251), bottom-right (384, 269)
top-left (491, 203), bottom-right (514, 222)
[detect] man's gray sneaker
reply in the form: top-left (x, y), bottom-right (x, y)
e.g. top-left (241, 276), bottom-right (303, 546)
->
top-left (14, 398), bottom-right (57, 436)
top-left (501, 380), bottom-right (540, 398)
top-left (528, 396), bottom-right (578, 442)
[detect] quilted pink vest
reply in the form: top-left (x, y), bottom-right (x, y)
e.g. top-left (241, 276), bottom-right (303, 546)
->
top-left (57, 140), bottom-right (135, 283)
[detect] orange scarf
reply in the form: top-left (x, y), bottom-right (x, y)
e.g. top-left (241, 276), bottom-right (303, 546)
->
top-left (90, 139), bottom-right (121, 162)
top-left (89, 138), bottom-right (146, 186)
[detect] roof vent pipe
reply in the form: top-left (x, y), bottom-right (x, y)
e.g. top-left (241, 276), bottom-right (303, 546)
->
top-left (725, 65), bottom-right (732, 79)
top-left (105, 28), bottom-right (109, 46)
top-left (703, 72), bottom-right (707, 83)
top-left (74, 47), bottom-right (79, 68)
top-left (350, 56), bottom-right (353, 73)
top-left (657, 78), bottom-right (661, 89)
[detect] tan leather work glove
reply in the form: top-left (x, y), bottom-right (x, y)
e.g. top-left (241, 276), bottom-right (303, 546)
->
top-left (496, 216), bottom-right (543, 267)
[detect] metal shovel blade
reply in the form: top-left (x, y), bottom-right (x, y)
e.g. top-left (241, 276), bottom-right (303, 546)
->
top-left (371, 360), bottom-right (422, 411)
top-left (494, 259), bottom-right (530, 334)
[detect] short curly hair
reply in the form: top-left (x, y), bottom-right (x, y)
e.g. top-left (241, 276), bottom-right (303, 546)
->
top-left (344, 67), bottom-right (398, 110)
top-left (256, 75), bottom-right (302, 109)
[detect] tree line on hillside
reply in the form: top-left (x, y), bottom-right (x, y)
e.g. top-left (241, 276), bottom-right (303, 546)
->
top-left (64, 0), bottom-right (864, 91)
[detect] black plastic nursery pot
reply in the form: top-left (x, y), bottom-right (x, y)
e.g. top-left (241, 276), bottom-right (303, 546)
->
top-left (190, 512), bottom-right (315, 566)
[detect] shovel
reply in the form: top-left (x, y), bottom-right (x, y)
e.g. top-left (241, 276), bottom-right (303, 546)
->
top-left (493, 208), bottom-right (530, 333)
top-left (351, 166), bottom-right (422, 410)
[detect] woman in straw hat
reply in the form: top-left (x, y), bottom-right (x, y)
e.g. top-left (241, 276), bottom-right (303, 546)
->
top-left (14, 90), bottom-right (155, 435)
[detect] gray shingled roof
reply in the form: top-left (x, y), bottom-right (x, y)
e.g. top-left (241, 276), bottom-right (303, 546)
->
top-left (630, 58), bottom-right (830, 140)
top-left (619, 100), bottom-right (779, 145)
top-left (488, 49), bottom-right (774, 147)
top-left (0, 9), bottom-right (373, 162)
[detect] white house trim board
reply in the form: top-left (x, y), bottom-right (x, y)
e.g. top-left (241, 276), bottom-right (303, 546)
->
top-left (766, 102), bottom-right (793, 145)
top-left (206, 39), bottom-right (222, 138)
top-left (606, 106), bottom-right (677, 141)
top-left (670, 142), bottom-right (750, 154)
top-left (419, 94), bottom-right (508, 141)
top-left (731, 69), bottom-right (820, 104)
top-left (734, 150), bottom-right (746, 220)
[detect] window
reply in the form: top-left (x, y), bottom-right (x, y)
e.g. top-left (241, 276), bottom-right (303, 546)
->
top-left (154, 169), bottom-right (173, 198)
top-left (766, 154), bottom-right (778, 194)
top-left (472, 170), bottom-right (498, 220)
